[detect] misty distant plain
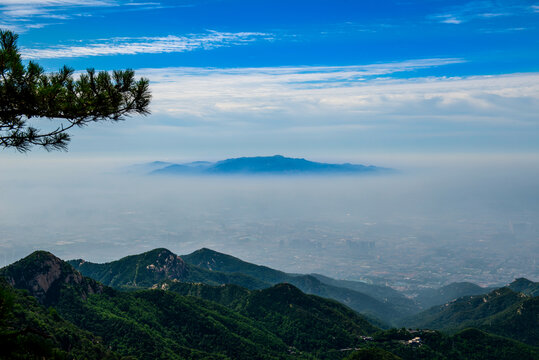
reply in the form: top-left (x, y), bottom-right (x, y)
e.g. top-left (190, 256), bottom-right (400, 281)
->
top-left (1, 154), bottom-right (537, 293)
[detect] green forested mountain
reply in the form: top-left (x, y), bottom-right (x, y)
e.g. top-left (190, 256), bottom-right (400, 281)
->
top-left (182, 248), bottom-right (410, 322)
top-left (345, 328), bottom-right (538, 360)
top-left (508, 278), bottom-right (539, 297)
top-left (1, 250), bottom-right (537, 360)
top-left (0, 277), bottom-right (120, 360)
top-left (182, 248), bottom-right (291, 283)
top-left (165, 281), bottom-right (378, 354)
top-left (401, 284), bottom-right (539, 346)
top-left (310, 273), bottom-right (418, 315)
top-left (71, 247), bottom-right (405, 323)
top-left (59, 287), bottom-right (294, 359)
top-left (0, 251), bottom-right (104, 306)
top-left (1, 251), bottom-right (379, 359)
top-left (68, 248), bottom-right (269, 290)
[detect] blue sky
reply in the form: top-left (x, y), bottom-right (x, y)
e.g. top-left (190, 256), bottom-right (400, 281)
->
top-left (2, 0), bottom-right (539, 159)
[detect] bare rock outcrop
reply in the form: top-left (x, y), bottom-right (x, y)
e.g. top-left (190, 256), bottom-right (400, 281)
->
top-left (0, 250), bottom-right (103, 305)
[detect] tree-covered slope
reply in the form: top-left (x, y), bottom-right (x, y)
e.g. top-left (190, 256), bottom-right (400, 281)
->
top-left (508, 278), bottom-right (539, 297)
top-left (182, 248), bottom-right (291, 283)
top-left (182, 248), bottom-right (407, 322)
top-left (401, 285), bottom-right (538, 346)
top-left (58, 287), bottom-right (294, 360)
top-left (2, 250), bottom-right (379, 359)
top-left (0, 278), bottom-right (120, 360)
top-left (68, 248), bottom-right (268, 290)
top-left (285, 275), bottom-right (402, 322)
top-left (344, 328), bottom-right (538, 360)
top-left (69, 247), bottom-right (403, 322)
top-left (464, 295), bottom-right (538, 346)
top-left (241, 283), bottom-right (378, 354)
top-left (3, 250), bottom-right (537, 360)
top-left (166, 281), bottom-right (378, 355)
top-left (310, 273), bottom-right (419, 315)
top-left (0, 252), bottom-right (297, 359)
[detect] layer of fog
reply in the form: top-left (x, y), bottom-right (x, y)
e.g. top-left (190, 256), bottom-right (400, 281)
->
top-left (1, 154), bottom-right (538, 288)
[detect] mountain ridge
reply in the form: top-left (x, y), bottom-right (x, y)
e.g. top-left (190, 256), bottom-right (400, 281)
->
top-left (146, 155), bottom-right (391, 175)
top-left (1, 250), bottom-right (382, 359)
top-left (0, 250), bottom-right (104, 306)
top-left (68, 248), bottom-right (269, 290)
top-left (2, 248), bottom-right (538, 360)
top-left (401, 282), bottom-right (539, 346)
top-left (70, 247), bottom-right (404, 323)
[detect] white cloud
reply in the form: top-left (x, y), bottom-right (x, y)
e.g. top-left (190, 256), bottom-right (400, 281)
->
top-left (439, 16), bottom-right (463, 24)
top-left (20, 32), bottom-right (273, 59)
top-left (136, 63), bottom-right (539, 132)
top-left (25, 61), bottom-right (534, 155)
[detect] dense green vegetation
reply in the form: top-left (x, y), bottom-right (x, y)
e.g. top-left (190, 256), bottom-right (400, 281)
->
top-left (0, 278), bottom-right (120, 359)
top-left (401, 285), bottom-right (538, 346)
top-left (508, 278), bottom-right (539, 297)
top-left (358, 328), bottom-right (539, 360)
top-left (167, 281), bottom-right (378, 355)
top-left (182, 248), bottom-right (291, 283)
top-left (57, 287), bottom-right (295, 359)
top-left (0, 30), bottom-right (150, 152)
top-left (70, 247), bottom-right (406, 323)
top-left (68, 248), bottom-right (269, 290)
top-left (2, 251), bottom-right (379, 359)
top-left (1, 249), bottom-right (537, 360)
top-left (174, 248), bottom-right (409, 322)
top-left (345, 347), bottom-right (402, 360)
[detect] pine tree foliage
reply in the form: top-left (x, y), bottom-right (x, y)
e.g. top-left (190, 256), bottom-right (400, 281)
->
top-left (0, 30), bottom-right (151, 152)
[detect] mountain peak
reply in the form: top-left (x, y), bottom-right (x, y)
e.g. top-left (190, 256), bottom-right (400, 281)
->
top-left (146, 247), bottom-right (175, 258)
top-left (508, 278), bottom-right (538, 296)
top-left (145, 249), bottom-right (188, 279)
top-left (68, 248), bottom-right (190, 288)
top-left (510, 278), bottom-right (533, 286)
top-left (0, 250), bottom-right (103, 305)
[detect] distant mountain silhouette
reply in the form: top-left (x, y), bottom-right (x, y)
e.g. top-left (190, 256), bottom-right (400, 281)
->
top-left (146, 155), bottom-right (391, 175)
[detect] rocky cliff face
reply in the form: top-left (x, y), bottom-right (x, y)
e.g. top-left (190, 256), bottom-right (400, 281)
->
top-left (0, 250), bottom-right (103, 305)
top-left (146, 249), bottom-right (188, 280)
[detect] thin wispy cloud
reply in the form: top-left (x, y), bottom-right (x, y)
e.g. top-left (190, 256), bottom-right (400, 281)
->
top-left (428, 0), bottom-right (537, 25)
top-left (20, 32), bottom-right (273, 59)
top-left (0, 0), bottom-right (160, 31)
top-left (142, 58), bottom-right (464, 86)
top-left (434, 15), bottom-right (463, 24)
top-left (0, 0), bottom-right (115, 16)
